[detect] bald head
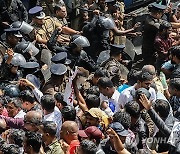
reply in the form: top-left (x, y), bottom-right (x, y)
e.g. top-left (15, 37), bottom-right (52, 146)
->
top-left (142, 65), bottom-right (156, 76)
top-left (25, 111), bottom-right (42, 124)
top-left (0, 119), bottom-right (6, 130)
top-left (61, 121), bottom-right (78, 144)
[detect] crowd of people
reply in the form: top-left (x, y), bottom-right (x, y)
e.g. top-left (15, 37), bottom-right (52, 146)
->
top-left (0, 0), bottom-right (179, 153)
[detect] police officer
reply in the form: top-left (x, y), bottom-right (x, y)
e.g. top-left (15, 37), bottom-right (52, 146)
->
top-left (0, 27), bottom-right (23, 63)
top-left (101, 44), bottom-right (129, 87)
top-left (21, 61), bottom-right (45, 87)
top-left (142, 2), bottom-right (166, 65)
top-left (0, 0), bottom-right (28, 35)
top-left (29, 6), bottom-right (80, 45)
top-left (42, 63), bottom-right (67, 95)
top-left (0, 49), bottom-right (26, 81)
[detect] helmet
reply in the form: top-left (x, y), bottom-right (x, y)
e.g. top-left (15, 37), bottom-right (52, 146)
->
top-left (11, 21), bottom-right (34, 35)
top-left (71, 35), bottom-right (90, 48)
top-left (11, 53), bottom-right (26, 66)
top-left (15, 42), bottom-right (39, 57)
top-left (97, 16), bottom-right (115, 30)
top-left (4, 85), bottom-right (20, 98)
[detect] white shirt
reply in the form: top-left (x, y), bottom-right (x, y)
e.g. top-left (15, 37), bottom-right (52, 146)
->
top-left (43, 106), bottom-right (62, 139)
top-left (14, 110), bottom-right (26, 119)
top-left (100, 89), bottom-right (122, 113)
top-left (119, 85), bottom-right (156, 108)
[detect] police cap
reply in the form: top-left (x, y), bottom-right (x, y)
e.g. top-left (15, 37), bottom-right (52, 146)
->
top-left (105, 0), bottom-right (116, 3)
top-left (149, 2), bottom-right (167, 10)
top-left (21, 62), bottom-right (39, 69)
top-left (110, 44), bottom-right (125, 54)
top-left (51, 52), bottom-right (71, 65)
top-left (29, 6), bottom-right (45, 19)
top-left (4, 28), bottom-right (23, 38)
top-left (50, 63), bottom-right (67, 76)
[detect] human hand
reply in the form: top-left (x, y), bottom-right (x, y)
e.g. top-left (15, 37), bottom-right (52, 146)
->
top-left (133, 22), bottom-right (141, 30)
top-left (19, 79), bottom-right (35, 89)
top-left (6, 48), bottom-right (14, 58)
top-left (139, 94), bottom-right (152, 110)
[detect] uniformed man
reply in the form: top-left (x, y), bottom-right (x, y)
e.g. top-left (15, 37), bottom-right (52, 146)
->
top-left (0, 49), bottom-right (26, 81)
top-left (0, 0), bottom-right (28, 35)
top-left (101, 44), bottom-right (129, 87)
top-left (21, 61), bottom-right (45, 88)
top-left (42, 63), bottom-right (67, 95)
top-left (142, 2), bottom-right (166, 65)
top-left (29, 6), bottom-right (80, 45)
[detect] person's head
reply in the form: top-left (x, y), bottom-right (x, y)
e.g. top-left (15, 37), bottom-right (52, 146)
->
top-left (29, 6), bottom-right (46, 25)
top-left (19, 90), bottom-right (36, 111)
top-left (85, 94), bottom-right (100, 109)
top-left (84, 86), bottom-right (100, 97)
top-left (61, 105), bottom-right (76, 122)
top-left (78, 126), bottom-right (103, 145)
top-left (76, 139), bottom-right (97, 154)
top-left (97, 0), bottom-right (106, 9)
top-left (54, 92), bottom-right (67, 111)
top-left (0, 119), bottom-right (6, 134)
top-left (85, 108), bottom-right (103, 127)
top-left (110, 44), bottom-right (125, 62)
top-left (169, 46), bottom-right (180, 64)
top-left (24, 111), bottom-right (42, 132)
top-left (24, 131), bottom-right (42, 154)
top-left (137, 72), bottom-right (153, 90)
top-left (8, 129), bottom-right (25, 147)
top-left (97, 77), bottom-right (114, 97)
top-left (0, 97), bottom-right (5, 115)
top-left (54, 5), bottom-right (67, 18)
top-left (113, 111), bottom-right (131, 129)
top-left (1, 144), bottom-right (20, 154)
top-left (42, 121), bottom-right (57, 146)
top-left (6, 98), bottom-right (22, 117)
top-left (92, 68), bottom-right (109, 85)
top-left (158, 21), bottom-right (172, 38)
top-left (127, 70), bottom-right (140, 86)
top-left (125, 101), bottom-right (140, 120)
top-left (142, 65), bottom-right (156, 77)
top-left (60, 121), bottom-right (78, 144)
top-left (5, 31), bottom-right (22, 48)
top-left (154, 99), bottom-right (170, 120)
top-left (149, 3), bottom-right (166, 19)
top-left (109, 122), bottom-right (129, 144)
top-left (41, 95), bottom-right (55, 114)
top-left (169, 78), bottom-right (180, 96)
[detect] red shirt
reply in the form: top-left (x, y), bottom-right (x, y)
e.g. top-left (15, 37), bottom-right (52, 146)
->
top-left (69, 140), bottom-right (80, 154)
top-left (154, 34), bottom-right (173, 60)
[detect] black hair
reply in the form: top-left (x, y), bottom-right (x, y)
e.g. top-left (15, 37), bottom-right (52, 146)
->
top-left (94, 67), bottom-right (109, 78)
top-left (8, 98), bottom-right (22, 108)
top-left (42, 121), bottom-right (57, 136)
top-left (54, 92), bottom-right (67, 106)
top-left (85, 94), bottom-right (100, 109)
top-left (61, 105), bottom-right (76, 121)
top-left (85, 86), bottom-right (100, 96)
top-left (25, 131), bottom-right (42, 153)
top-left (125, 101), bottom-right (140, 119)
top-left (41, 95), bottom-right (55, 112)
top-left (169, 78), bottom-right (180, 91)
top-left (137, 71), bottom-right (153, 82)
top-left (159, 21), bottom-right (171, 32)
top-left (1, 144), bottom-right (20, 154)
top-left (97, 77), bottom-right (114, 89)
top-left (80, 139), bottom-right (97, 154)
top-left (127, 70), bottom-right (140, 86)
top-left (113, 111), bottom-right (131, 129)
top-left (169, 46), bottom-right (180, 60)
top-left (154, 99), bottom-right (170, 119)
top-left (54, 4), bottom-right (65, 14)
top-left (19, 90), bottom-right (35, 104)
top-left (9, 129), bottom-right (25, 147)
